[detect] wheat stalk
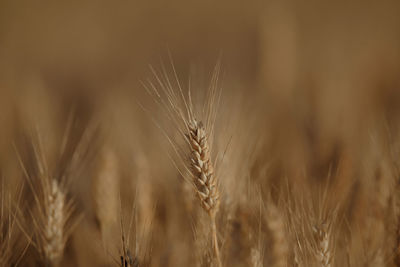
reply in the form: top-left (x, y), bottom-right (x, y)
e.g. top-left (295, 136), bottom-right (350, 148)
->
top-left (44, 179), bottom-right (65, 266)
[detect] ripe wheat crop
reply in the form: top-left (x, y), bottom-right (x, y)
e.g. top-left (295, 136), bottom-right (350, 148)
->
top-left (1, 2), bottom-right (400, 266)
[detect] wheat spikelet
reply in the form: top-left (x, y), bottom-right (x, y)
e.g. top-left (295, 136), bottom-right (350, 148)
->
top-left (44, 179), bottom-right (65, 265)
top-left (313, 223), bottom-right (332, 267)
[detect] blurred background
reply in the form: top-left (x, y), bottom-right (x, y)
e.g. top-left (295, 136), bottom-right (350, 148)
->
top-left (2, 0), bottom-right (400, 188)
top-left (1, 0), bottom-right (400, 146)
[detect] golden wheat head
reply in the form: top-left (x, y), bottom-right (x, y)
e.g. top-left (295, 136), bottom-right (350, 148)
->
top-left (186, 119), bottom-right (219, 216)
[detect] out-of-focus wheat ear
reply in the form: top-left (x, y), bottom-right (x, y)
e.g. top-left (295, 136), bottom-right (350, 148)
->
top-left (370, 249), bottom-right (384, 267)
top-left (293, 250), bottom-right (300, 267)
top-left (250, 248), bottom-right (263, 267)
top-left (44, 179), bottom-right (65, 266)
top-left (395, 193), bottom-right (400, 267)
top-left (391, 169), bottom-right (400, 266)
top-left (313, 222), bottom-right (332, 267)
top-left (266, 202), bottom-right (288, 267)
top-left (92, 145), bottom-right (119, 243)
top-left (0, 181), bottom-right (13, 266)
top-left (186, 119), bottom-right (221, 267)
top-left (135, 154), bottom-right (153, 242)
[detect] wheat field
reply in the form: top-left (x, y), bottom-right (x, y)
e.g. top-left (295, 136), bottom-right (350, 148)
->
top-left (1, 0), bottom-right (400, 266)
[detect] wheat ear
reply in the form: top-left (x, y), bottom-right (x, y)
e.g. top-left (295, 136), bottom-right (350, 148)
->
top-left (313, 223), bottom-right (332, 267)
top-left (93, 146), bottom-right (119, 243)
top-left (250, 248), bottom-right (263, 267)
top-left (186, 119), bottom-right (221, 267)
top-left (187, 119), bottom-right (219, 215)
top-left (44, 179), bottom-right (65, 266)
top-left (266, 203), bottom-right (288, 267)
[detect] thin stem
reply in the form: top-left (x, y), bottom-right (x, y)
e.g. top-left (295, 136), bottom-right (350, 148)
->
top-left (210, 214), bottom-right (222, 267)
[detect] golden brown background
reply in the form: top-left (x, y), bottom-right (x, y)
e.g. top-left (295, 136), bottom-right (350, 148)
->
top-left (1, 0), bottom-right (400, 266)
